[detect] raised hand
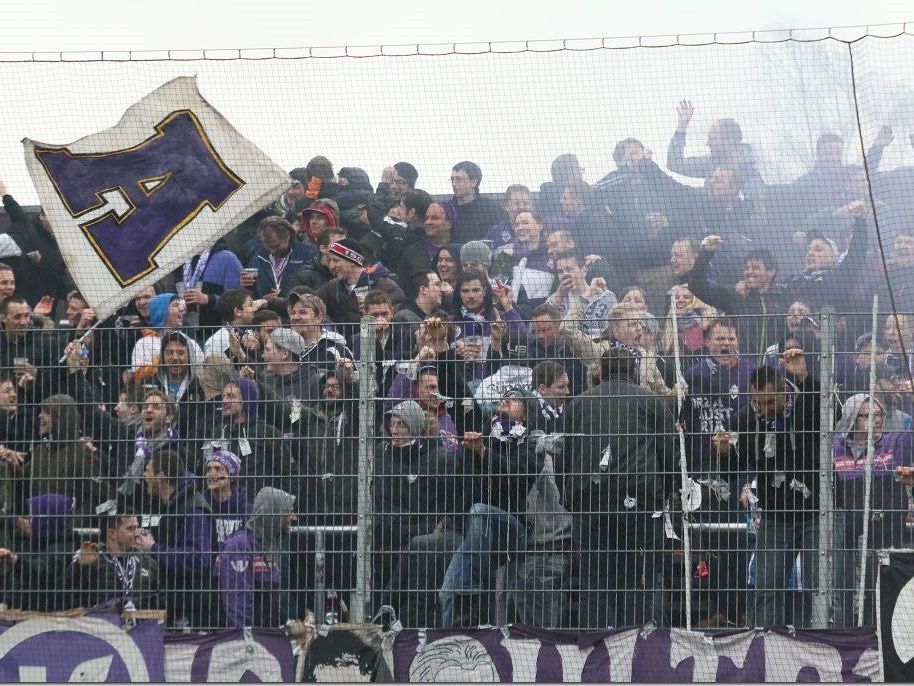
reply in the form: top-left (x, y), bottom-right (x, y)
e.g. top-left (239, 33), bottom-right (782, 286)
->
top-left (701, 234), bottom-right (724, 252)
top-left (676, 100), bottom-right (695, 133)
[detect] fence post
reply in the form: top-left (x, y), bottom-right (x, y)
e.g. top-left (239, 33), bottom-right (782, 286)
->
top-left (812, 306), bottom-right (836, 629)
top-left (353, 315), bottom-right (377, 623)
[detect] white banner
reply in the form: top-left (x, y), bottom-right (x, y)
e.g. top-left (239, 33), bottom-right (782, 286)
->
top-left (22, 75), bottom-right (289, 319)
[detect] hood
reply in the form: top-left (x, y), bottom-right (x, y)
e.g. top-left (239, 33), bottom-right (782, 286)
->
top-left (234, 377), bottom-right (260, 421)
top-left (836, 393), bottom-right (883, 441)
top-left (302, 199), bottom-right (341, 241)
top-left (387, 400), bottom-right (426, 438)
top-left (41, 394), bottom-right (81, 441)
top-left (148, 293), bottom-right (176, 331)
top-left (158, 331), bottom-right (203, 379)
top-left (27, 493), bottom-right (74, 542)
top-left (337, 168), bottom-right (373, 193)
top-left (245, 487), bottom-right (295, 547)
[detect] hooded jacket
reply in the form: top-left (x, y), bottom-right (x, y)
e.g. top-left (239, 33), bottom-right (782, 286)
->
top-left (22, 395), bottom-right (108, 521)
top-left (833, 394), bottom-right (914, 534)
top-left (216, 487), bottom-right (294, 628)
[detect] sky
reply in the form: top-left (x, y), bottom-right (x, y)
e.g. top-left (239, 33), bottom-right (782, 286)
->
top-left (1, 0), bottom-right (910, 53)
top-left (0, 1), bottom-right (911, 202)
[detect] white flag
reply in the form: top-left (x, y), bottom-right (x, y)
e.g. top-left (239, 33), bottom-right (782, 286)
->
top-left (22, 75), bottom-right (289, 319)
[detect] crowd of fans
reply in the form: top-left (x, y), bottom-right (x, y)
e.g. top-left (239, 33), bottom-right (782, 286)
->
top-left (0, 102), bottom-right (913, 631)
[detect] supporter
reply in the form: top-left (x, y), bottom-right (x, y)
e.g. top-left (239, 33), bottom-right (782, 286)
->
top-left (506, 304), bottom-right (585, 396)
top-left (374, 400), bottom-right (462, 615)
top-left (688, 235), bottom-right (789, 362)
top-left (484, 184), bottom-right (533, 249)
top-left (546, 252), bottom-right (617, 323)
top-left (367, 189), bottom-right (434, 275)
top-left (296, 369), bottom-right (357, 527)
top-left (203, 289), bottom-right (260, 362)
top-left (216, 486), bottom-right (297, 629)
top-left (0, 494), bottom-right (77, 612)
top-left (241, 216), bottom-right (315, 297)
top-left (503, 210), bottom-right (555, 316)
top-left (618, 286), bottom-right (649, 313)
top-left (298, 198), bottom-right (341, 243)
top-left (203, 447), bottom-right (252, 545)
top-left (0, 373), bottom-right (34, 456)
top-left (60, 334), bottom-right (119, 408)
top-left (716, 352), bottom-right (825, 627)
top-left (439, 387), bottom-right (548, 627)
top-left (553, 180), bottom-right (617, 258)
top-left (378, 162), bottom-right (419, 202)
top-left (667, 100), bottom-right (762, 193)
top-left (130, 293), bottom-right (203, 384)
top-left (538, 153), bottom-right (585, 216)
top-left (659, 284), bottom-right (717, 358)
top-left (0, 263), bottom-right (16, 309)
top-left (0, 296), bottom-right (57, 396)
top-left (317, 238), bottom-right (404, 346)
top-left (0, 183), bottom-right (72, 309)
top-left (459, 241), bottom-right (493, 279)
top-left (218, 378), bottom-right (294, 494)
top-left (450, 161), bottom-right (508, 243)
top-left (836, 333), bottom-right (885, 398)
top-left (181, 355), bottom-right (234, 456)
top-left (176, 239), bottom-right (245, 329)
top-left (835, 394), bottom-right (914, 624)
top-left (20, 394), bottom-right (107, 521)
top-left (287, 226), bottom-right (347, 292)
top-left (680, 318), bottom-right (757, 625)
top-left (64, 290), bottom-right (96, 331)
top-left (562, 346), bottom-right (678, 628)
top-left (670, 238), bottom-right (700, 281)
top-left (261, 328), bottom-right (312, 405)
top-left (875, 373), bottom-right (914, 433)
top-left (385, 365), bottom-right (460, 454)
top-left (338, 166), bottom-right (373, 192)
top-left (883, 313), bottom-right (914, 377)
top-left (698, 167), bottom-right (765, 265)
top-left (395, 201), bottom-right (457, 278)
top-left (391, 270), bottom-right (445, 360)
top-left (64, 511), bottom-right (159, 613)
top-left (434, 244), bottom-right (462, 293)
top-left (137, 449), bottom-right (215, 628)
top-left (352, 290), bottom-right (398, 396)
top-left (287, 292), bottom-right (353, 374)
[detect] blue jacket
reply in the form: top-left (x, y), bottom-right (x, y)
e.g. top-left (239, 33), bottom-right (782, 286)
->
top-left (682, 356), bottom-right (757, 476)
top-left (249, 240), bottom-right (317, 297)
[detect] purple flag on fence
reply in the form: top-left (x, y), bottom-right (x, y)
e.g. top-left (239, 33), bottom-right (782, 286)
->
top-left (392, 624), bottom-right (882, 683)
top-left (164, 628), bottom-right (295, 682)
top-left (0, 614), bottom-right (164, 682)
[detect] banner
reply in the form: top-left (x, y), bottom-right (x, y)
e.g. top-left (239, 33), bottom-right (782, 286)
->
top-left (301, 625), bottom-right (391, 682)
top-left (878, 550), bottom-right (914, 682)
top-left (23, 75), bottom-right (290, 319)
top-left (164, 628), bottom-right (295, 682)
top-left (0, 614), bottom-right (164, 682)
top-left (392, 625), bottom-right (882, 683)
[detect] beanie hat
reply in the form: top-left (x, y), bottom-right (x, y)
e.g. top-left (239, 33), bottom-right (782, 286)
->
top-left (26, 493), bottom-right (74, 542)
top-left (338, 167), bottom-right (372, 191)
top-left (387, 400), bottom-right (426, 438)
top-left (460, 241), bottom-right (493, 268)
top-left (329, 239), bottom-right (366, 268)
top-left (206, 448), bottom-right (241, 478)
top-left (148, 293), bottom-right (176, 331)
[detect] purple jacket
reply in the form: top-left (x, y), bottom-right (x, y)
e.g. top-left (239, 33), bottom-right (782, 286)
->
top-left (215, 529), bottom-right (282, 629)
top-left (149, 474), bottom-right (214, 580)
top-left (205, 487), bottom-right (253, 545)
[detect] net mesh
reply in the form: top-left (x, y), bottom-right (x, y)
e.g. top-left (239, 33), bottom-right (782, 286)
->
top-left (0, 27), bottom-right (908, 682)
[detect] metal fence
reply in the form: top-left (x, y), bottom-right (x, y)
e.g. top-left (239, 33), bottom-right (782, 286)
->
top-left (0, 295), bottom-right (910, 633)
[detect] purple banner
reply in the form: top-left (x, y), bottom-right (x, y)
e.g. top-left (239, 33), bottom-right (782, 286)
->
top-left (0, 614), bottom-right (164, 682)
top-left (392, 625), bottom-right (882, 682)
top-left (164, 628), bottom-right (295, 682)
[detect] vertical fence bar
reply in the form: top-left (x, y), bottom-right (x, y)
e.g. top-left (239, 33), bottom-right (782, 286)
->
top-left (856, 294), bottom-right (880, 625)
top-left (669, 291), bottom-right (693, 631)
top-left (353, 315), bottom-right (377, 623)
top-left (812, 306), bottom-right (836, 628)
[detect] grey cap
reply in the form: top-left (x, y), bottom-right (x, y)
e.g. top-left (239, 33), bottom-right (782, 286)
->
top-left (460, 241), bottom-right (493, 268)
top-left (270, 327), bottom-right (306, 356)
top-left (387, 400), bottom-right (426, 437)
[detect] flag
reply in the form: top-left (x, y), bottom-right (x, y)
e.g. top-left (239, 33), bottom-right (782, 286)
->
top-left (22, 76), bottom-right (290, 320)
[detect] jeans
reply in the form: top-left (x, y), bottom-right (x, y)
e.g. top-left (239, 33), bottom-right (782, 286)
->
top-left (389, 531), bottom-right (463, 628)
top-left (439, 504), bottom-right (527, 627)
top-left (749, 516), bottom-right (819, 628)
top-left (503, 551), bottom-right (569, 627)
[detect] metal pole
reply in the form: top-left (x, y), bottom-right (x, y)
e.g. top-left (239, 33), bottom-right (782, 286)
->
top-left (353, 315), bottom-right (377, 623)
top-left (669, 291), bottom-right (693, 631)
top-left (856, 294), bottom-right (880, 626)
top-left (313, 529), bottom-right (326, 624)
top-left (812, 306), bottom-right (836, 629)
